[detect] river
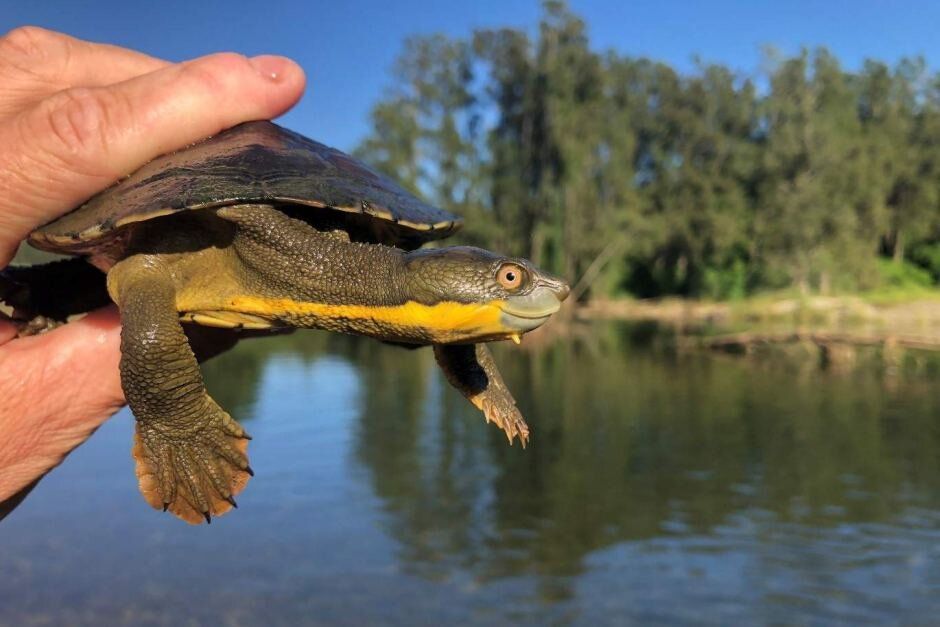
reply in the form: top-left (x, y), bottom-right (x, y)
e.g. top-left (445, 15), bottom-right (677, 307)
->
top-left (3, 322), bottom-right (940, 625)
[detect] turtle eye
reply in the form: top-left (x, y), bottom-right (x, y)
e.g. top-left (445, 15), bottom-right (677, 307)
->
top-left (496, 263), bottom-right (526, 291)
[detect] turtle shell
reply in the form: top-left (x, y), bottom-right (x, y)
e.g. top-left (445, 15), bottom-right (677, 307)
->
top-left (30, 121), bottom-right (461, 252)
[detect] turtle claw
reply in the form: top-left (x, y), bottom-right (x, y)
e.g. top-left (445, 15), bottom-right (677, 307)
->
top-left (480, 396), bottom-right (530, 448)
top-left (132, 403), bottom-right (252, 525)
top-left (433, 344), bottom-right (531, 449)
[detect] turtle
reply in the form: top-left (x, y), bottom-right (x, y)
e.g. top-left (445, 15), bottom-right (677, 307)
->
top-left (0, 121), bottom-right (569, 525)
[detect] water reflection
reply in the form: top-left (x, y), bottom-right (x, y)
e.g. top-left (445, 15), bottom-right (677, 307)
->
top-left (345, 323), bottom-right (940, 620)
top-left (4, 322), bottom-right (940, 624)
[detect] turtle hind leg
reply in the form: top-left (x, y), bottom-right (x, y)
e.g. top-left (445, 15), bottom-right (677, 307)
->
top-left (132, 406), bottom-right (251, 524)
top-left (433, 343), bottom-right (530, 447)
top-left (110, 256), bottom-right (252, 524)
top-left (1, 258), bottom-right (111, 334)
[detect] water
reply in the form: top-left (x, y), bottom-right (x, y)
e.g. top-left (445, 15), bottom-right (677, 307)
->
top-left (4, 322), bottom-right (940, 626)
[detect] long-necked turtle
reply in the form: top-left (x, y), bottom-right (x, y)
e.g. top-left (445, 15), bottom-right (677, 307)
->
top-left (1, 121), bottom-right (569, 524)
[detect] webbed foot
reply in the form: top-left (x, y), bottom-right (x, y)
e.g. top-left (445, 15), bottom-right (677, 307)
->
top-left (434, 343), bottom-right (530, 447)
top-left (133, 400), bottom-right (252, 525)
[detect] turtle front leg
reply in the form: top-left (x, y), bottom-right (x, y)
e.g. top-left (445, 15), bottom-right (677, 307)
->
top-left (433, 343), bottom-right (529, 446)
top-left (109, 257), bottom-right (252, 524)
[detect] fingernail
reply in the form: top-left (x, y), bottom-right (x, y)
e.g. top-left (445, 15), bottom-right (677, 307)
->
top-left (249, 55), bottom-right (293, 82)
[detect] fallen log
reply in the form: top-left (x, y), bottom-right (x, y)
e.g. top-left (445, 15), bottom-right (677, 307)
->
top-left (697, 331), bottom-right (940, 352)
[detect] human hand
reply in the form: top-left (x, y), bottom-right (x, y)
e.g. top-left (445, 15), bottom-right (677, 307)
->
top-left (0, 27), bottom-right (305, 508)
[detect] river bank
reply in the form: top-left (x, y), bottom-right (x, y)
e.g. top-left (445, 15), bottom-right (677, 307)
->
top-left (577, 293), bottom-right (940, 334)
top-left (570, 293), bottom-right (940, 368)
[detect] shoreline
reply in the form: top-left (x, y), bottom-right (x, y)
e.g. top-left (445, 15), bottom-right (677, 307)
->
top-left (576, 294), bottom-right (940, 328)
top-left (570, 294), bottom-right (940, 356)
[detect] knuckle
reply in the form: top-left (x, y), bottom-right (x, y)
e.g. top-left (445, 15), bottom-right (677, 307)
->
top-left (0, 26), bottom-right (75, 88)
top-left (0, 26), bottom-right (62, 62)
top-left (40, 87), bottom-right (116, 158)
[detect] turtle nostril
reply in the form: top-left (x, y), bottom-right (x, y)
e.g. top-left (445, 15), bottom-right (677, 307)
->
top-left (556, 283), bottom-right (571, 302)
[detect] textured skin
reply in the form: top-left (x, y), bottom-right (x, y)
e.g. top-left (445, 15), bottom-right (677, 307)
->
top-left (209, 205), bottom-right (522, 343)
top-left (433, 343), bottom-right (529, 446)
top-left (108, 255), bottom-right (251, 524)
top-left (29, 121), bottom-right (460, 253)
top-left (219, 205), bottom-right (405, 308)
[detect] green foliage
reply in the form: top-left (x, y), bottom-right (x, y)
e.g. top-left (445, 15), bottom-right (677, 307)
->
top-left (851, 259), bottom-right (937, 304)
top-left (356, 1), bottom-right (940, 300)
top-left (702, 258), bottom-right (748, 301)
top-left (875, 258), bottom-right (934, 289)
top-left (909, 241), bottom-right (940, 282)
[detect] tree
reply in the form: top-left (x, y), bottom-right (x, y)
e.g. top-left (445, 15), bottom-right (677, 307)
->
top-left (356, 2), bottom-right (940, 299)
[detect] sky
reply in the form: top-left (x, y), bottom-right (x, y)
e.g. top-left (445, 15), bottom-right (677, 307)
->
top-left (3, 0), bottom-right (940, 151)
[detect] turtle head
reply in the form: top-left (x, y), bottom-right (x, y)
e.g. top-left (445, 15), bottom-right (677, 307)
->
top-left (401, 246), bottom-right (570, 343)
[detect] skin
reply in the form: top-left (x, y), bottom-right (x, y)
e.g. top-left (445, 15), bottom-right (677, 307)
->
top-left (93, 204), bottom-right (567, 524)
top-left (0, 27), bottom-right (306, 517)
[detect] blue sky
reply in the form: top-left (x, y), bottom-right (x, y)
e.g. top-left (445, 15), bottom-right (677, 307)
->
top-left (4, 1), bottom-right (940, 150)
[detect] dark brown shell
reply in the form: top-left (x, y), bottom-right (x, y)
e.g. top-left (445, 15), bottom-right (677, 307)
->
top-left (30, 121), bottom-right (461, 251)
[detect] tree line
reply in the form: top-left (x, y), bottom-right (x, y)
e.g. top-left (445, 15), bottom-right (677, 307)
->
top-left (355, 1), bottom-right (940, 299)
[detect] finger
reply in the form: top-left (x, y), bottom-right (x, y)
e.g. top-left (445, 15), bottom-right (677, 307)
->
top-left (0, 306), bottom-right (123, 501)
top-left (0, 51), bottom-right (306, 265)
top-left (0, 26), bottom-right (168, 116)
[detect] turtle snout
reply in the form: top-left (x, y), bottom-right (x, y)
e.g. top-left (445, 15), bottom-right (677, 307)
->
top-left (536, 274), bottom-right (570, 302)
